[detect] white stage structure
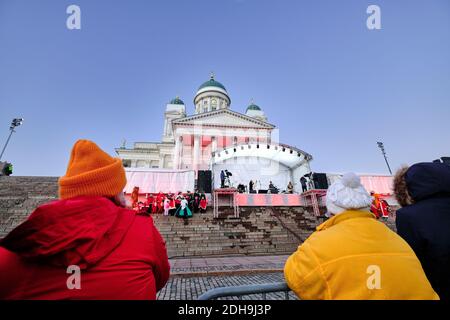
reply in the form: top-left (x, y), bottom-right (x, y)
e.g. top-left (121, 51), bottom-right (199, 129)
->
top-left (124, 168), bottom-right (195, 193)
top-left (211, 143), bottom-right (312, 193)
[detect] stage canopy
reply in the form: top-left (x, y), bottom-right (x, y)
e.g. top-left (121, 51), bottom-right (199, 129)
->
top-left (124, 168), bottom-right (195, 193)
top-left (211, 143), bottom-right (312, 193)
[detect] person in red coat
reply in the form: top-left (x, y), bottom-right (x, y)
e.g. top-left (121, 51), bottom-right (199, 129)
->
top-left (370, 192), bottom-right (390, 220)
top-left (158, 192), bottom-right (165, 214)
top-left (0, 139), bottom-right (170, 300)
top-left (199, 193), bottom-right (208, 213)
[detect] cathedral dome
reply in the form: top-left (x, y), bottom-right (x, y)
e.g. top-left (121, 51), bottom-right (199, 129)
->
top-left (198, 78), bottom-right (227, 91)
top-left (194, 74), bottom-right (231, 113)
top-left (170, 97), bottom-right (184, 105)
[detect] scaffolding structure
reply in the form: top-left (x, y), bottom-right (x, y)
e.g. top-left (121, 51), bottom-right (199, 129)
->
top-left (300, 189), bottom-right (327, 216)
top-left (213, 188), bottom-right (239, 218)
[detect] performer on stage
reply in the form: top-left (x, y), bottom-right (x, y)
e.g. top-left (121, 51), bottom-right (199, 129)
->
top-left (300, 176), bottom-right (308, 193)
top-left (131, 186), bottom-right (139, 209)
top-left (287, 181), bottom-right (294, 194)
top-left (220, 170), bottom-right (225, 188)
top-left (249, 180), bottom-right (254, 193)
top-left (175, 197), bottom-right (193, 219)
top-left (199, 193), bottom-right (208, 213)
top-left (269, 181), bottom-right (278, 193)
top-left (255, 180), bottom-right (261, 192)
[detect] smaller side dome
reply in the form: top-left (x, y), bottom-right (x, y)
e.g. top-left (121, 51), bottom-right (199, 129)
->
top-left (245, 100), bottom-right (267, 122)
top-left (246, 103), bottom-right (261, 111)
top-left (169, 96), bottom-right (185, 105)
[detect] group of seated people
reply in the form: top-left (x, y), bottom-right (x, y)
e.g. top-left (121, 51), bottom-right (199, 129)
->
top-left (237, 180), bottom-right (287, 194)
top-left (237, 180), bottom-right (280, 194)
top-left (130, 187), bottom-right (208, 219)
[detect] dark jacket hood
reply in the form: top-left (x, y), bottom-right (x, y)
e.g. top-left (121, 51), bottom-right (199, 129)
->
top-left (406, 162), bottom-right (450, 202)
top-left (0, 196), bottom-right (135, 269)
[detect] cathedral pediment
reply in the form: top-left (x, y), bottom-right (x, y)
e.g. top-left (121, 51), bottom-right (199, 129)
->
top-left (172, 109), bottom-right (275, 129)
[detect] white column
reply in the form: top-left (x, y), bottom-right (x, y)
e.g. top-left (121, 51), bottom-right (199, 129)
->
top-left (173, 135), bottom-right (181, 169)
top-left (193, 135), bottom-right (200, 173)
top-left (211, 136), bottom-right (217, 154)
top-left (159, 154), bottom-right (165, 168)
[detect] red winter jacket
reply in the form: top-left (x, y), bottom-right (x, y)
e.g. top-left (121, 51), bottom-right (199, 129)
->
top-left (0, 196), bottom-right (170, 300)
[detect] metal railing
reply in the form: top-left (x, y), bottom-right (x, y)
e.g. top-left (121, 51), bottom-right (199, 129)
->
top-left (198, 282), bottom-right (292, 300)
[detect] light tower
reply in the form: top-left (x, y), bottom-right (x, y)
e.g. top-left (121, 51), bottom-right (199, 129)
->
top-left (377, 141), bottom-right (392, 175)
top-left (0, 118), bottom-right (24, 161)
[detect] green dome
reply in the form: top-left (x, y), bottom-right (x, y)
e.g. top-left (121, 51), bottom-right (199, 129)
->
top-left (170, 97), bottom-right (184, 105)
top-left (198, 76), bottom-right (227, 92)
top-left (246, 103), bottom-right (261, 111)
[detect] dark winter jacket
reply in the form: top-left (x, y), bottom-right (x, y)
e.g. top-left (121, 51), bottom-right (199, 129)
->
top-left (0, 196), bottom-right (170, 300)
top-left (396, 162), bottom-right (450, 300)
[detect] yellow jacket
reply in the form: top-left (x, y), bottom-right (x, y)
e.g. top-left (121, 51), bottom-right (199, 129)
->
top-left (284, 210), bottom-right (439, 300)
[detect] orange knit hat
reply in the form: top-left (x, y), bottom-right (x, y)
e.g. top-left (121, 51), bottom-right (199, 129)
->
top-left (58, 140), bottom-right (126, 200)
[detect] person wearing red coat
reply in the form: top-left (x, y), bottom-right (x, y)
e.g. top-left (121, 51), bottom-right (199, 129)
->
top-left (199, 193), bottom-right (208, 213)
top-left (0, 140), bottom-right (170, 300)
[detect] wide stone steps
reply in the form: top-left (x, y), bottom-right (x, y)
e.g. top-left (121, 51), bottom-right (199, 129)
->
top-left (151, 208), bottom-right (310, 258)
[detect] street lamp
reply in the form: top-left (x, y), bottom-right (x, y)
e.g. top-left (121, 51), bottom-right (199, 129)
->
top-left (377, 141), bottom-right (392, 175)
top-left (0, 118), bottom-right (24, 161)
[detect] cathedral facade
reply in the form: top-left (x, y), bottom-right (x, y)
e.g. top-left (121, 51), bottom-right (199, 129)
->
top-left (115, 75), bottom-right (312, 192)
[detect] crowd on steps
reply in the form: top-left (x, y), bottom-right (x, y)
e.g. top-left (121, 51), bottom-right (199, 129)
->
top-left (0, 139), bottom-right (448, 300)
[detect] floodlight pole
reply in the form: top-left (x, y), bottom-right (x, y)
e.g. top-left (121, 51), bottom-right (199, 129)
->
top-left (0, 129), bottom-right (15, 161)
top-left (377, 141), bottom-right (392, 175)
top-left (0, 118), bottom-right (23, 161)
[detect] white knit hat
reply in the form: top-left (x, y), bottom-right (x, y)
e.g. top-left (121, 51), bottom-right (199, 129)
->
top-left (326, 172), bottom-right (373, 215)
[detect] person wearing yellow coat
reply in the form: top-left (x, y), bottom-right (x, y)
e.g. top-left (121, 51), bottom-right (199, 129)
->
top-left (284, 173), bottom-right (439, 300)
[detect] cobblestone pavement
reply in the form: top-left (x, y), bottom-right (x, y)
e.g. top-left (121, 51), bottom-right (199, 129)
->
top-left (157, 272), bottom-right (298, 300)
top-left (170, 255), bottom-right (289, 274)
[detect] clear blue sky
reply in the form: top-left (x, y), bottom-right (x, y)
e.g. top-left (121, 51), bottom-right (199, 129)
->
top-left (1, 0), bottom-right (449, 176)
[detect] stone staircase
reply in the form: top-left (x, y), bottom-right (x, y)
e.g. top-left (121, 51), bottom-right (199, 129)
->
top-left (0, 176), bottom-right (58, 238)
top-left (152, 206), bottom-right (323, 258)
top-left (0, 176), bottom-right (397, 257)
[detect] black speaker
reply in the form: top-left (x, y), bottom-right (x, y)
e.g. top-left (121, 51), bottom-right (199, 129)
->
top-left (313, 173), bottom-right (329, 189)
top-left (197, 170), bottom-right (212, 193)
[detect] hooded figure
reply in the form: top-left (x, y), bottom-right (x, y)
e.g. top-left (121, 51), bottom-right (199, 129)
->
top-left (0, 140), bottom-right (170, 300)
top-left (394, 162), bottom-right (450, 300)
top-left (284, 172), bottom-right (438, 300)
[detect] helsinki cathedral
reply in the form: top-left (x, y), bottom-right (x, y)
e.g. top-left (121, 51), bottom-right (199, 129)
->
top-left (116, 74), bottom-right (313, 193)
